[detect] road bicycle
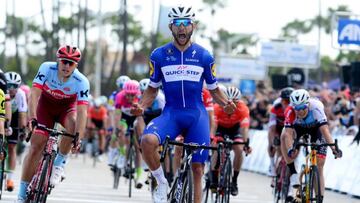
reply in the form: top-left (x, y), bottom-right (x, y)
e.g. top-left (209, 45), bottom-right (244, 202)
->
top-left (272, 157), bottom-right (290, 203)
top-left (25, 123), bottom-right (78, 203)
top-left (213, 135), bottom-right (249, 203)
top-left (161, 136), bottom-right (218, 203)
top-left (291, 134), bottom-right (340, 203)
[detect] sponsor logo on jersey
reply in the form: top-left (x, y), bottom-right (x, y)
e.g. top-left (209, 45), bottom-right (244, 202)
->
top-left (211, 63), bottom-right (216, 77)
top-left (162, 65), bottom-right (203, 82)
top-left (185, 58), bottom-right (199, 63)
top-left (36, 72), bottom-right (45, 81)
top-left (149, 61), bottom-right (155, 77)
top-left (64, 87), bottom-right (71, 91)
top-left (166, 56), bottom-right (177, 61)
top-left (192, 50), bottom-right (197, 57)
top-left (166, 48), bottom-right (174, 55)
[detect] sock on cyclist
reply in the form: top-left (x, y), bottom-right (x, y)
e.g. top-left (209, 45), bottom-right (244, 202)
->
top-left (7, 171), bottom-right (14, 180)
top-left (287, 162), bottom-right (297, 175)
top-left (119, 146), bottom-right (126, 156)
top-left (232, 170), bottom-right (240, 184)
top-left (151, 166), bottom-right (168, 185)
top-left (107, 147), bottom-right (118, 165)
top-left (18, 181), bottom-right (29, 200)
top-left (270, 157), bottom-right (275, 167)
top-left (54, 152), bottom-right (68, 168)
top-left (136, 167), bottom-right (142, 180)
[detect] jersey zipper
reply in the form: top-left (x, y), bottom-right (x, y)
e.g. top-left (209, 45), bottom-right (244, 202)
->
top-left (181, 51), bottom-right (185, 108)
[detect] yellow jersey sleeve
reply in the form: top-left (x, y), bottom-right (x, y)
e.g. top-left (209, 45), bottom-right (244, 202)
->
top-left (0, 89), bottom-right (5, 121)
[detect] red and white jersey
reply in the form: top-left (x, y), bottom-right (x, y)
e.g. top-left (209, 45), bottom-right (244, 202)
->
top-left (214, 101), bottom-right (250, 128)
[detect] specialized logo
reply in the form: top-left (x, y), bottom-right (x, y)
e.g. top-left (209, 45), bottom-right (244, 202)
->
top-left (192, 50), bottom-right (196, 57)
top-left (36, 72), bottom-right (46, 81)
top-left (149, 61), bottom-right (154, 77)
top-left (162, 65), bottom-right (203, 82)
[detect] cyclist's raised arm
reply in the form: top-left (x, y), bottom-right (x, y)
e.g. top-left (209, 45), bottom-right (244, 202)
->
top-left (139, 86), bottom-right (158, 110)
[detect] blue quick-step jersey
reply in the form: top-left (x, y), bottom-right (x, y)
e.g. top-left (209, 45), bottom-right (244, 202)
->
top-left (148, 42), bottom-right (217, 109)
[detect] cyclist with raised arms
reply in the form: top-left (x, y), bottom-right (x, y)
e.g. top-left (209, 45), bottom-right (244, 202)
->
top-left (281, 89), bottom-right (342, 201)
top-left (131, 5), bottom-right (236, 203)
top-left (4, 71), bottom-right (27, 191)
top-left (16, 45), bottom-right (90, 203)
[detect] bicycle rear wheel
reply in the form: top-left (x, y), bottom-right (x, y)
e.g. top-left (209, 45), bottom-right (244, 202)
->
top-left (280, 164), bottom-right (290, 203)
top-left (201, 171), bottom-right (211, 203)
top-left (309, 166), bottom-right (321, 203)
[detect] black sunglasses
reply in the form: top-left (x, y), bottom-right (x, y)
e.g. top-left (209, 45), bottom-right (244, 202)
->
top-left (60, 59), bottom-right (77, 66)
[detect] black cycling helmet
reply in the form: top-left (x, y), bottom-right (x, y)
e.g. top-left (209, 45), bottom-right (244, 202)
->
top-left (280, 87), bottom-right (294, 99)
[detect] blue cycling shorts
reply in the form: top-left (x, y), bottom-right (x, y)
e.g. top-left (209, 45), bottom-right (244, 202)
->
top-left (142, 106), bottom-right (210, 163)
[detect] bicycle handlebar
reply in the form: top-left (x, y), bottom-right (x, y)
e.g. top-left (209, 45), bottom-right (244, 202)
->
top-left (292, 138), bottom-right (340, 158)
top-left (26, 123), bottom-right (79, 146)
top-left (160, 136), bottom-right (219, 163)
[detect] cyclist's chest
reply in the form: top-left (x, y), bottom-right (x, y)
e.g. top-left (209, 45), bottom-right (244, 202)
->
top-left (43, 74), bottom-right (79, 95)
top-left (294, 111), bottom-right (317, 128)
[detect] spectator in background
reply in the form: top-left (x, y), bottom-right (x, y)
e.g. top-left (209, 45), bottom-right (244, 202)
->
top-left (250, 99), bottom-right (270, 130)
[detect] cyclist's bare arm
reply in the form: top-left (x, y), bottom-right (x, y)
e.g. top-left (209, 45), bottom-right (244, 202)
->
top-left (209, 87), bottom-right (228, 106)
top-left (75, 104), bottom-right (88, 139)
top-left (28, 87), bottom-right (42, 119)
top-left (19, 112), bottom-right (27, 128)
top-left (208, 110), bottom-right (216, 136)
top-left (139, 86), bottom-right (158, 109)
top-left (319, 124), bottom-right (335, 150)
top-left (5, 101), bottom-right (11, 123)
top-left (241, 126), bottom-right (249, 142)
top-left (281, 127), bottom-right (295, 150)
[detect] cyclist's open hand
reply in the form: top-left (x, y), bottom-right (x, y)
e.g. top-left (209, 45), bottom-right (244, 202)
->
top-left (130, 103), bottom-right (144, 116)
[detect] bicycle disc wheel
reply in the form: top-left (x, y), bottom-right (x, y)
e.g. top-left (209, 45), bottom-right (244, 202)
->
top-left (309, 166), bottom-right (321, 203)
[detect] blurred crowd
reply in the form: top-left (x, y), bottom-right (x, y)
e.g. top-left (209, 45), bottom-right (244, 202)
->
top-left (242, 81), bottom-right (360, 144)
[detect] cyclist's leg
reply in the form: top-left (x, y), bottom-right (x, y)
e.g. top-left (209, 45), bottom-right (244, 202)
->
top-left (18, 102), bottom-right (54, 200)
top-left (7, 112), bottom-right (20, 190)
top-left (315, 134), bottom-right (327, 198)
top-left (185, 109), bottom-right (210, 203)
top-left (141, 110), bottom-right (180, 186)
top-left (172, 135), bottom-right (183, 174)
top-left (268, 125), bottom-right (277, 175)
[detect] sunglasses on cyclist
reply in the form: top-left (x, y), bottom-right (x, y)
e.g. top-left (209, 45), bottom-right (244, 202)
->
top-left (171, 18), bottom-right (193, 27)
top-left (7, 83), bottom-right (19, 89)
top-left (125, 93), bottom-right (137, 98)
top-left (294, 103), bottom-right (308, 111)
top-left (59, 59), bottom-right (77, 66)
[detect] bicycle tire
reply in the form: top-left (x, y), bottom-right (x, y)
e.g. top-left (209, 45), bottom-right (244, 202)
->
top-left (201, 172), bottom-right (210, 203)
top-left (34, 155), bottom-right (51, 203)
top-left (221, 159), bottom-right (231, 203)
top-left (280, 164), bottom-right (290, 203)
top-left (128, 146), bottom-right (135, 197)
top-left (0, 154), bottom-right (5, 200)
top-left (273, 173), bottom-right (280, 203)
top-left (180, 168), bottom-right (193, 203)
top-left (309, 166), bottom-right (321, 203)
top-left (168, 175), bottom-right (179, 202)
top-left (113, 167), bottom-right (121, 189)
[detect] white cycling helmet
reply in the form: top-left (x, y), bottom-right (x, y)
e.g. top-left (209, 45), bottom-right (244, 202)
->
top-left (94, 97), bottom-right (102, 107)
top-left (139, 78), bottom-right (150, 92)
top-left (168, 5), bottom-right (196, 23)
top-left (290, 89), bottom-right (310, 106)
top-left (5, 71), bottom-right (22, 85)
top-left (99, 95), bottom-right (108, 105)
top-left (116, 75), bottom-right (130, 89)
top-left (225, 86), bottom-right (242, 100)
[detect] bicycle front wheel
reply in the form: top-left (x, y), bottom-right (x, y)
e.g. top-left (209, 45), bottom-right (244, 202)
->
top-left (221, 159), bottom-right (231, 203)
top-left (180, 168), bottom-right (193, 203)
top-left (128, 146), bottom-right (135, 197)
top-left (309, 166), bottom-right (321, 203)
top-left (34, 155), bottom-right (51, 203)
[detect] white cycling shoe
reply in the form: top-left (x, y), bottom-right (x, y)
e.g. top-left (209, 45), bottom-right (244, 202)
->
top-left (50, 166), bottom-right (65, 186)
top-left (290, 173), bottom-right (300, 188)
top-left (116, 155), bottom-right (126, 169)
top-left (153, 182), bottom-right (168, 203)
